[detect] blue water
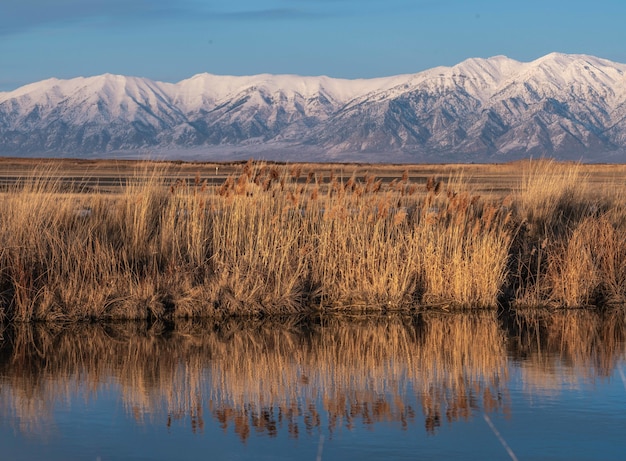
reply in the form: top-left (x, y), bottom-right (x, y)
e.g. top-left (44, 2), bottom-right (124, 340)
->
top-left (0, 312), bottom-right (624, 460)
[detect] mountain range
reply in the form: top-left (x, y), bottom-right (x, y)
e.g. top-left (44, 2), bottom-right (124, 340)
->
top-left (2, 52), bottom-right (626, 162)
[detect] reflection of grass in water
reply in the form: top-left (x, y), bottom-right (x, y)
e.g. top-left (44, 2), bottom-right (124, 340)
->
top-left (502, 309), bottom-right (626, 395)
top-left (1, 312), bottom-right (624, 440)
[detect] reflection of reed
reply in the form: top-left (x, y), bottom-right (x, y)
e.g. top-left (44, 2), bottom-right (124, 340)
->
top-left (0, 323), bottom-right (95, 437)
top-left (0, 312), bottom-right (623, 441)
top-left (501, 309), bottom-right (626, 393)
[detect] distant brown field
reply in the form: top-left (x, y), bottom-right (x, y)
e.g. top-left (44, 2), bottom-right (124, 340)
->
top-left (1, 157), bottom-right (625, 321)
top-left (2, 157), bottom-right (626, 198)
top-left (2, 157), bottom-right (624, 196)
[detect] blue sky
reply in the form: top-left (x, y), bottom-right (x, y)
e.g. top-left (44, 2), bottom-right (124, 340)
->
top-left (2, 0), bottom-right (626, 91)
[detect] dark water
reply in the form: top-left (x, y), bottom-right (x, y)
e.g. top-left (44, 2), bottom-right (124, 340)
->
top-left (1, 310), bottom-right (625, 461)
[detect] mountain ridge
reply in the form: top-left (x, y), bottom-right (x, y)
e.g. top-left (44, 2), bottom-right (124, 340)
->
top-left (2, 53), bottom-right (626, 162)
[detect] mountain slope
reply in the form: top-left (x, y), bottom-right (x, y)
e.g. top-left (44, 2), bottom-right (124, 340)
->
top-left (1, 53), bottom-right (626, 161)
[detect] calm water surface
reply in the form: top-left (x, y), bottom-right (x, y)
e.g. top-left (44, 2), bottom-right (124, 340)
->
top-left (1, 310), bottom-right (625, 460)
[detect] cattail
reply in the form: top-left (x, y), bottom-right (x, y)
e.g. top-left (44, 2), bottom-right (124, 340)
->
top-left (425, 212), bottom-right (438, 226)
top-left (235, 174), bottom-right (247, 195)
top-left (287, 191), bottom-right (298, 206)
top-left (502, 194), bottom-right (513, 209)
top-left (243, 159), bottom-right (254, 178)
top-left (219, 177), bottom-right (234, 196)
top-left (482, 204), bottom-right (497, 230)
top-left (426, 177), bottom-right (434, 193)
top-left (503, 210), bottom-right (513, 227)
top-left (290, 165), bottom-right (302, 180)
top-left (377, 199), bottom-right (390, 219)
top-left (393, 210), bottom-right (407, 226)
top-left (472, 219), bottom-right (482, 237)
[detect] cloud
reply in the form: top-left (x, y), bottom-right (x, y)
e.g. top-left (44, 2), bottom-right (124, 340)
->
top-left (218, 8), bottom-right (327, 20)
top-left (272, 0), bottom-right (451, 20)
top-left (1, 0), bottom-right (181, 35)
top-left (0, 0), bottom-right (327, 36)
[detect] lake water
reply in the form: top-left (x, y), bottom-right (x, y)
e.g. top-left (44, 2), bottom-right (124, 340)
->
top-left (1, 310), bottom-right (625, 461)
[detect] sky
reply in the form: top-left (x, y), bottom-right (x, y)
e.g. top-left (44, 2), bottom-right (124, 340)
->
top-left (2, 0), bottom-right (626, 91)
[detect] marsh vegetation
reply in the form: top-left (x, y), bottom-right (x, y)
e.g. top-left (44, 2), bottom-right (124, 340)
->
top-left (0, 159), bottom-right (625, 321)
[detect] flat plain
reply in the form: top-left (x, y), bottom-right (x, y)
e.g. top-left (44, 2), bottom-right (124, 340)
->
top-left (2, 157), bottom-right (625, 196)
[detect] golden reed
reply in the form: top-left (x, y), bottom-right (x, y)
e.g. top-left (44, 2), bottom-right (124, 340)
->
top-left (0, 159), bottom-right (625, 321)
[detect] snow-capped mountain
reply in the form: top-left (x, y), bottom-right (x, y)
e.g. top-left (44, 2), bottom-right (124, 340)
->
top-left (2, 53), bottom-right (626, 162)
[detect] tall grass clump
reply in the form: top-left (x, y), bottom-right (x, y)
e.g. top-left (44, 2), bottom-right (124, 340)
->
top-left (416, 175), bottom-right (513, 307)
top-left (308, 180), bottom-right (422, 308)
top-left (0, 167), bottom-right (169, 321)
top-left (205, 166), bottom-right (309, 314)
top-left (516, 159), bottom-right (590, 237)
top-left (0, 173), bottom-right (68, 321)
top-left (513, 159), bottom-right (626, 307)
top-left (305, 171), bottom-right (512, 309)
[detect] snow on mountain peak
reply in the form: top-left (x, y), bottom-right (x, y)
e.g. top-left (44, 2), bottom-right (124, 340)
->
top-left (1, 52), bottom-right (626, 161)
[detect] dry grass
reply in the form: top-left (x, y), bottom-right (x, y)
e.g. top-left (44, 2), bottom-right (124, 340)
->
top-left (0, 159), bottom-right (625, 321)
top-left (512, 159), bottom-right (626, 307)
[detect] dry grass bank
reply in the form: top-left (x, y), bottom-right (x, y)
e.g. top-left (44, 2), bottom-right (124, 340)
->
top-left (0, 159), bottom-right (625, 321)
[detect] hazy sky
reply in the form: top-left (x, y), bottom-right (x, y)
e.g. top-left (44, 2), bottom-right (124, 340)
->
top-left (2, 0), bottom-right (626, 90)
